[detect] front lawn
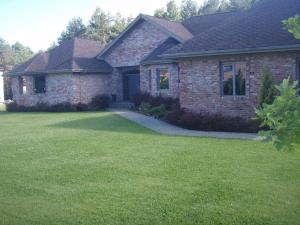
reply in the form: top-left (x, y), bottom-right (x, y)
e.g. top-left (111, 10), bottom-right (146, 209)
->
top-left (0, 111), bottom-right (299, 225)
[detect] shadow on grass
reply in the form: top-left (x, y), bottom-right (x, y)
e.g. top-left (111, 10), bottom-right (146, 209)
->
top-left (50, 113), bottom-right (156, 135)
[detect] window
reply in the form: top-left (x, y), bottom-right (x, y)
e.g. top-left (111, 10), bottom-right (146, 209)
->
top-left (221, 62), bottom-right (246, 96)
top-left (148, 69), bottom-right (152, 92)
top-left (34, 76), bottom-right (46, 94)
top-left (18, 76), bottom-right (27, 95)
top-left (157, 68), bottom-right (169, 90)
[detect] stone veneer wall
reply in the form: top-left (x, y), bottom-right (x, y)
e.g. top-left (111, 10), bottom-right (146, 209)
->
top-left (11, 73), bottom-right (111, 106)
top-left (140, 64), bottom-right (180, 98)
top-left (178, 52), bottom-right (300, 118)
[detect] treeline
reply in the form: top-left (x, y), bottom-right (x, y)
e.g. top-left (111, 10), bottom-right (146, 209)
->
top-left (55, 9), bottom-right (132, 46)
top-left (55, 0), bottom-right (262, 46)
top-left (0, 38), bottom-right (34, 71)
top-left (154, 0), bottom-right (262, 21)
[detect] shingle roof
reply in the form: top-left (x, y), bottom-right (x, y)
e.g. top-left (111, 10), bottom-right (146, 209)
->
top-left (8, 38), bottom-right (112, 76)
top-left (141, 38), bottom-right (180, 64)
top-left (163, 0), bottom-right (300, 58)
top-left (142, 15), bottom-right (193, 42)
top-left (182, 11), bottom-right (238, 35)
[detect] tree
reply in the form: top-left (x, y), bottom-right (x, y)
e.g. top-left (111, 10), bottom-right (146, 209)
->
top-left (11, 42), bottom-right (34, 65)
top-left (283, 14), bottom-right (300, 40)
top-left (198, 0), bottom-right (222, 15)
top-left (228, 0), bottom-right (261, 10)
top-left (180, 0), bottom-right (199, 20)
top-left (256, 78), bottom-right (300, 151)
top-left (154, 0), bottom-right (181, 21)
top-left (258, 66), bottom-right (276, 107)
top-left (84, 8), bottom-right (112, 44)
top-left (110, 13), bottom-right (132, 42)
top-left (57, 17), bottom-right (86, 44)
top-left (166, 0), bottom-right (181, 21)
top-left (0, 38), bottom-right (14, 71)
top-left (154, 8), bottom-right (167, 18)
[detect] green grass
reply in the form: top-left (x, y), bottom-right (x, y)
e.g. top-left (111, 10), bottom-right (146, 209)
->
top-left (0, 111), bottom-right (299, 225)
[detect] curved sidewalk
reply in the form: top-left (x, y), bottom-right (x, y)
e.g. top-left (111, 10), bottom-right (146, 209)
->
top-left (109, 109), bottom-right (260, 140)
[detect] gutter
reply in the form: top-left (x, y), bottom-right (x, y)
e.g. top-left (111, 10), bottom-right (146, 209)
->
top-left (160, 45), bottom-right (300, 59)
top-left (4, 68), bottom-right (113, 77)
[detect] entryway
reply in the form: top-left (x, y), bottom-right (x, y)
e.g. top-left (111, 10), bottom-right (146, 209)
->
top-left (123, 70), bottom-right (140, 101)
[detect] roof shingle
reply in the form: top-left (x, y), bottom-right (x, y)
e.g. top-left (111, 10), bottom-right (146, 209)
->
top-left (8, 38), bottom-right (112, 76)
top-left (163, 0), bottom-right (300, 57)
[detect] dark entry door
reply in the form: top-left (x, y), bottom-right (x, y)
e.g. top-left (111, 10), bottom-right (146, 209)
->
top-left (123, 73), bottom-right (140, 101)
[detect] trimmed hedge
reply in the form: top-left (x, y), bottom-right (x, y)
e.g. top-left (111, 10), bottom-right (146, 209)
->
top-left (164, 109), bottom-right (261, 133)
top-left (6, 94), bottom-right (111, 112)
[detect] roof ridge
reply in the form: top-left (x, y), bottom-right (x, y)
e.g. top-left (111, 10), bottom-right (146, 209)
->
top-left (184, 10), bottom-right (239, 20)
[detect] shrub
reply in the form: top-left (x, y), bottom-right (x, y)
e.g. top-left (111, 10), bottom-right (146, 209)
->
top-left (134, 93), bottom-right (179, 111)
top-left (258, 66), bottom-right (276, 106)
top-left (90, 94), bottom-right (111, 110)
top-left (164, 109), bottom-right (260, 133)
top-left (76, 103), bottom-right (89, 112)
top-left (256, 77), bottom-right (300, 151)
top-left (6, 101), bottom-right (19, 112)
top-left (133, 93), bottom-right (151, 108)
top-left (138, 102), bottom-right (152, 115)
top-left (148, 105), bottom-right (167, 118)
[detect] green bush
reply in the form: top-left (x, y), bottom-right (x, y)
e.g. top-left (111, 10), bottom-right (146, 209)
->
top-left (256, 77), bottom-right (300, 151)
top-left (258, 66), bottom-right (276, 107)
top-left (90, 94), bottom-right (111, 110)
top-left (139, 102), bottom-right (167, 118)
top-left (138, 102), bottom-right (152, 115)
top-left (148, 105), bottom-right (167, 118)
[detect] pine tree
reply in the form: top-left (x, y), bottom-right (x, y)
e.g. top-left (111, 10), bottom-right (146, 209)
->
top-left (258, 66), bottom-right (276, 107)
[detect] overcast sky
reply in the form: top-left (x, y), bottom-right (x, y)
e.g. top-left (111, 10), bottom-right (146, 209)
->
top-left (0, 0), bottom-right (205, 52)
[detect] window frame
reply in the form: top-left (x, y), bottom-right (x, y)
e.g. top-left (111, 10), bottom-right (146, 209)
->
top-left (34, 75), bottom-right (46, 94)
top-left (220, 61), bottom-right (246, 97)
top-left (156, 68), bottom-right (170, 90)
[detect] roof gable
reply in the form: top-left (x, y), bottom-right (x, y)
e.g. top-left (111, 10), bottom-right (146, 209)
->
top-left (97, 14), bottom-right (193, 59)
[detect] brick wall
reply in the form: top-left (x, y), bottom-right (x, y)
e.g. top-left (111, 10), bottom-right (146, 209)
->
top-left (105, 20), bottom-right (168, 67)
top-left (178, 51), bottom-right (300, 118)
top-left (72, 74), bottom-right (111, 104)
top-left (11, 73), bottom-right (111, 106)
top-left (140, 64), bottom-right (179, 99)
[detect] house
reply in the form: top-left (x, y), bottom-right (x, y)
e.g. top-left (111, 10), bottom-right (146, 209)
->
top-left (0, 65), bottom-right (4, 103)
top-left (6, 0), bottom-right (300, 118)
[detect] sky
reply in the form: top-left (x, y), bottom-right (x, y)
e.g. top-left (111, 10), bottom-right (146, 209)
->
top-left (0, 0), bottom-right (204, 52)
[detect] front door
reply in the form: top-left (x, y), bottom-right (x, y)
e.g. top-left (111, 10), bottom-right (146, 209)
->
top-left (123, 73), bottom-right (140, 101)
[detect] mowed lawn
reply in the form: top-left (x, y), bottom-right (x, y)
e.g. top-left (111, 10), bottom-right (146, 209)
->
top-left (0, 110), bottom-right (299, 225)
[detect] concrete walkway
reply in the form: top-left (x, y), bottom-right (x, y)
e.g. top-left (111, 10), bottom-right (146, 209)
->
top-left (109, 109), bottom-right (260, 140)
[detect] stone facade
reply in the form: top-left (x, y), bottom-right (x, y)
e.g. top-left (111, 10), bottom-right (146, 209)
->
top-left (72, 73), bottom-right (111, 104)
top-left (178, 52), bottom-right (300, 118)
top-left (105, 20), bottom-right (168, 68)
top-left (11, 73), bottom-right (111, 106)
top-left (140, 63), bottom-right (180, 98)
